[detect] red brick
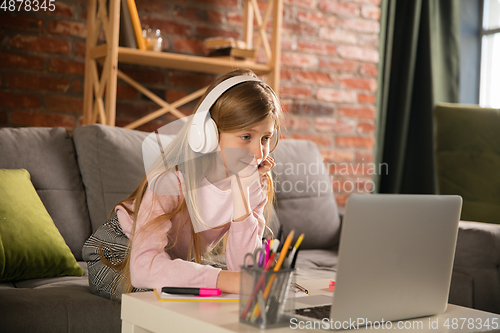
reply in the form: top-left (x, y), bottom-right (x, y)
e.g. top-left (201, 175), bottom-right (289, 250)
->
top-left (165, 90), bottom-right (189, 103)
top-left (168, 72), bottom-right (215, 89)
top-left (296, 39), bottom-right (337, 56)
top-left (359, 63), bottom-right (378, 77)
top-left (0, 92), bottom-right (41, 108)
top-left (359, 34), bottom-right (380, 47)
top-left (281, 52), bottom-right (317, 68)
top-left (192, 0), bottom-right (238, 7)
top-left (340, 18), bottom-right (380, 33)
top-left (173, 38), bottom-right (207, 56)
top-left (0, 111), bottom-right (8, 126)
top-left (9, 35), bottom-right (70, 54)
top-left (45, 95), bottom-right (83, 113)
top-left (317, 89), bottom-right (357, 103)
top-left (280, 68), bottom-right (294, 81)
top-left (121, 67), bottom-right (166, 85)
top-left (72, 80), bottom-right (82, 93)
top-left (361, 5), bottom-right (381, 20)
top-left (282, 116), bottom-right (312, 131)
top-left (173, 6), bottom-right (223, 24)
top-left (46, 2), bottom-right (75, 18)
top-left (116, 101), bottom-right (162, 119)
top-left (318, 28), bottom-right (357, 44)
top-left (338, 106), bottom-right (375, 119)
top-left (117, 85), bottom-right (138, 99)
top-left (318, 0), bottom-right (360, 17)
top-left (49, 59), bottom-right (85, 74)
top-left (74, 41), bottom-right (86, 57)
top-left (226, 12), bottom-right (243, 25)
top-left (281, 37), bottom-right (295, 51)
top-left (282, 22), bottom-right (317, 36)
top-left (48, 20), bottom-right (87, 38)
top-left (291, 102), bottom-right (334, 115)
top-left (357, 121), bottom-right (374, 134)
top-left (6, 73), bottom-right (70, 92)
top-left (334, 193), bottom-right (348, 207)
top-left (315, 117), bottom-right (355, 133)
top-left (338, 45), bottom-right (379, 63)
top-left (321, 149), bottom-right (354, 162)
top-left (290, 133), bottom-right (332, 147)
top-left (335, 135), bottom-right (374, 148)
top-left (142, 18), bottom-right (192, 37)
top-left (11, 110), bottom-right (75, 129)
top-left (296, 10), bottom-right (338, 27)
top-left (351, 0), bottom-right (381, 5)
top-left (284, 0), bottom-right (316, 8)
top-left (280, 100), bottom-right (291, 114)
top-left (339, 76), bottom-right (377, 91)
top-left (0, 52), bottom-right (44, 70)
top-left (0, 14), bottom-right (43, 32)
top-left (319, 58), bottom-right (357, 73)
top-left (135, 0), bottom-right (168, 12)
top-left (295, 70), bottom-right (334, 85)
top-left (355, 150), bottom-right (374, 162)
top-left (195, 26), bottom-right (239, 39)
top-left (280, 85), bottom-right (312, 99)
top-left (357, 93), bottom-right (376, 104)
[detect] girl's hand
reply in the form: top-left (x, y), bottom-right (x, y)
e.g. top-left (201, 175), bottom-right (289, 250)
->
top-left (256, 156), bottom-right (275, 177)
top-left (235, 156), bottom-right (275, 190)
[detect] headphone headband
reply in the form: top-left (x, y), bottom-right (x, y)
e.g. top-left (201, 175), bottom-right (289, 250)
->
top-left (188, 75), bottom-right (261, 153)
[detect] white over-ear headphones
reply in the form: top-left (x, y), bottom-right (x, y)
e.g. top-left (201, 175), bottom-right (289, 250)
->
top-left (188, 75), bottom-right (261, 153)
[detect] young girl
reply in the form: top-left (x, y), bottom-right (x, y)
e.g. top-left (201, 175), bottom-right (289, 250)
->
top-left (82, 69), bottom-right (282, 300)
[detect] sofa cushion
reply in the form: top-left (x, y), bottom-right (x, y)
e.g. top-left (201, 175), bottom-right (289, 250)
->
top-left (0, 285), bottom-right (122, 333)
top-left (271, 140), bottom-right (341, 249)
top-left (435, 104), bottom-right (500, 224)
top-left (0, 127), bottom-right (91, 261)
top-left (73, 125), bottom-right (149, 232)
top-left (0, 169), bottom-right (83, 282)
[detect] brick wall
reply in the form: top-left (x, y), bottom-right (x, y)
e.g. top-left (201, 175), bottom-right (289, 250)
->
top-left (0, 0), bottom-right (380, 206)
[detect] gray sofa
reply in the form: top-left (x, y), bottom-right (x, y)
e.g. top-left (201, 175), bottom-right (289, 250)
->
top-left (0, 124), bottom-right (499, 333)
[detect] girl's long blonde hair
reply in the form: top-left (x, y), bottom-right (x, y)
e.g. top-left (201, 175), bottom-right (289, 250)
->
top-left (102, 69), bottom-right (283, 295)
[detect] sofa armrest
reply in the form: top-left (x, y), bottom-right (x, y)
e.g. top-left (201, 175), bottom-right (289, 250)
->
top-left (450, 221), bottom-right (500, 314)
top-left (454, 221), bottom-right (500, 267)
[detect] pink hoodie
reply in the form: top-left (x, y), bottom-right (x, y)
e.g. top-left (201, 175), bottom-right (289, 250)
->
top-left (116, 171), bottom-right (267, 291)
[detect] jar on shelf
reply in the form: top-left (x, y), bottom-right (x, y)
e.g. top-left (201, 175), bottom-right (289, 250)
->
top-left (143, 28), bottom-right (163, 52)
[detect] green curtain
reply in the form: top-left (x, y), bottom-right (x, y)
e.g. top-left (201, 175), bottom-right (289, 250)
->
top-left (374, 0), bottom-right (460, 194)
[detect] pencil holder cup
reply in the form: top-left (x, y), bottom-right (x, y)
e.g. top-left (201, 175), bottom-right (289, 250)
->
top-left (239, 266), bottom-right (295, 329)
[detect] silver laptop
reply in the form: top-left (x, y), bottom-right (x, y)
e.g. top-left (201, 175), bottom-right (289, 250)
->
top-left (294, 194), bottom-right (462, 329)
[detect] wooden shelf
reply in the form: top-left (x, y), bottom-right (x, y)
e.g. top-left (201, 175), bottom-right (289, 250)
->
top-left (90, 44), bottom-right (274, 75)
top-left (83, 0), bottom-right (282, 128)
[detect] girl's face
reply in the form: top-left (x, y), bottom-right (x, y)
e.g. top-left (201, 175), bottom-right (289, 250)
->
top-left (217, 117), bottom-right (275, 178)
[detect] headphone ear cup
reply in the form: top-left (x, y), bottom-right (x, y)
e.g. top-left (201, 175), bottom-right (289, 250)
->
top-left (201, 117), bottom-right (219, 154)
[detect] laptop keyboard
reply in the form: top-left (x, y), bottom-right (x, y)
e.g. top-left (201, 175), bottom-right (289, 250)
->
top-left (295, 305), bottom-right (331, 320)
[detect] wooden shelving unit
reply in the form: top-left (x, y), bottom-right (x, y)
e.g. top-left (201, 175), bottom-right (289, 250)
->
top-left (82, 0), bottom-right (283, 130)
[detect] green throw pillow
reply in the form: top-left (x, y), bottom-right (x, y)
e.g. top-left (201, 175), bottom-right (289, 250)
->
top-left (0, 169), bottom-right (83, 281)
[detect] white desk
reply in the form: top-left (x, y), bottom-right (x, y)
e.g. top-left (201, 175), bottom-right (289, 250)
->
top-left (121, 279), bottom-right (500, 332)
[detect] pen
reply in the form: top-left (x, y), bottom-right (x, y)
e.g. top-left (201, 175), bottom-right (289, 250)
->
top-left (161, 287), bottom-right (221, 297)
top-left (287, 233), bottom-right (304, 268)
top-left (264, 238), bottom-right (270, 266)
top-left (294, 283), bottom-right (310, 295)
